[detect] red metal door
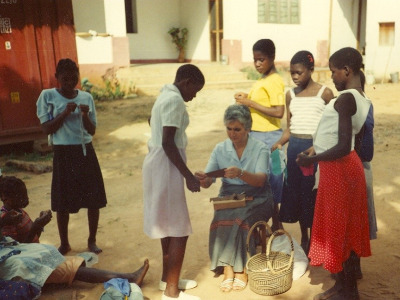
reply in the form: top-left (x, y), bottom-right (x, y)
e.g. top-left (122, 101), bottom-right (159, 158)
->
top-left (0, 0), bottom-right (77, 145)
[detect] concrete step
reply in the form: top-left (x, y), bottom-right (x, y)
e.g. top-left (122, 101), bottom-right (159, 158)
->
top-left (116, 63), bottom-right (252, 96)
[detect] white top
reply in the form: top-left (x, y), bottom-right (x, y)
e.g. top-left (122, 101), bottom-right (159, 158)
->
top-left (36, 88), bottom-right (96, 145)
top-left (289, 86), bottom-right (327, 135)
top-left (313, 89), bottom-right (371, 154)
top-left (147, 84), bottom-right (188, 149)
top-left (142, 84), bottom-right (192, 239)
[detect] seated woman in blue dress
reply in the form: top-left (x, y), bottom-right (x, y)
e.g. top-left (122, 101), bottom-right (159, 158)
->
top-left (195, 104), bottom-right (274, 293)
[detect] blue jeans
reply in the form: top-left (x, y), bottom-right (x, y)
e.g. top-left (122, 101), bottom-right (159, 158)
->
top-left (250, 130), bottom-right (284, 204)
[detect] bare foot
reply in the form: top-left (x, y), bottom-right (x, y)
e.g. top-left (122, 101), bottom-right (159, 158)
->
top-left (58, 244), bottom-right (71, 255)
top-left (129, 259), bottom-right (150, 287)
top-left (88, 241), bottom-right (102, 254)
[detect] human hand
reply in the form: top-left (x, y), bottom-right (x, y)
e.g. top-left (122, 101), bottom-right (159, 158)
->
top-left (271, 143), bottom-right (282, 152)
top-left (234, 92), bottom-right (247, 100)
top-left (34, 210), bottom-right (52, 228)
top-left (79, 104), bottom-right (90, 114)
top-left (194, 171), bottom-right (207, 181)
top-left (65, 102), bottom-right (78, 114)
top-left (1, 210), bottom-right (23, 226)
top-left (224, 166), bottom-right (241, 179)
top-left (186, 174), bottom-right (200, 192)
top-left (296, 148), bottom-right (315, 167)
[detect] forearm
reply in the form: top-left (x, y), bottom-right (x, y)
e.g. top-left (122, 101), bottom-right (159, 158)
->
top-left (310, 143), bottom-right (351, 163)
top-left (82, 114), bottom-right (96, 135)
top-left (238, 169), bottom-right (266, 187)
top-left (275, 128), bottom-right (290, 147)
top-left (248, 101), bottom-right (284, 118)
top-left (41, 111), bottom-right (69, 134)
top-left (163, 142), bottom-right (192, 179)
top-left (24, 224), bottom-right (41, 243)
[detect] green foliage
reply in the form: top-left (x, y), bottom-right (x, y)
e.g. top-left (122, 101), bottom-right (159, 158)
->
top-left (81, 68), bottom-right (128, 101)
top-left (168, 27), bottom-right (188, 51)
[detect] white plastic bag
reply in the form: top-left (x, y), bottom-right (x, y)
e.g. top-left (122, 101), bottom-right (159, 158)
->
top-left (270, 234), bottom-right (309, 280)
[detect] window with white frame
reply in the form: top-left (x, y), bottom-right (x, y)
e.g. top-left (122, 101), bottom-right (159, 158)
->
top-left (258, 0), bottom-right (300, 24)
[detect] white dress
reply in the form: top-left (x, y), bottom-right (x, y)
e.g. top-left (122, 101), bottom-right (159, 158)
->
top-left (142, 84), bottom-right (192, 239)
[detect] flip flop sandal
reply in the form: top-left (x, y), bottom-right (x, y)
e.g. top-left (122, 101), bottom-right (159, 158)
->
top-left (219, 278), bottom-right (234, 292)
top-left (232, 278), bottom-right (247, 291)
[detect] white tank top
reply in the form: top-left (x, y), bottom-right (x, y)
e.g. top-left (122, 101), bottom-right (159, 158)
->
top-left (289, 85), bottom-right (327, 135)
top-left (313, 89), bottom-right (371, 154)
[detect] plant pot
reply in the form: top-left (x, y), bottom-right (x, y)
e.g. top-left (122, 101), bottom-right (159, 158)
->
top-left (178, 48), bottom-right (185, 63)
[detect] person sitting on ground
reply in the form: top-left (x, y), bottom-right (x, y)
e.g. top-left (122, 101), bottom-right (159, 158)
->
top-left (0, 176), bottom-right (52, 243)
top-left (195, 104), bottom-right (274, 293)
top-left (0, 211), bottom-right (149, 290)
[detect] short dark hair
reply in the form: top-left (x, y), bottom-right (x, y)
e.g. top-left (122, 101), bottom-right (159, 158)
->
top-left (291, 50), bottom-right (314, 70)
top-left (224, 104), bottom-right (252, 130)
top-left (329, 47), bottom-right (363, 74)
top-left (252, 39), bottom-right (275, 59)
top-left (0, 176), bottom-right (27, 201)
top-left (56, 58), bottom-right (79, 75)
top-left (175, 64), bottom-right (205, 85)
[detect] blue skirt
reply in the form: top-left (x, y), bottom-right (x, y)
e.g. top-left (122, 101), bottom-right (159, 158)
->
top-left (209, 183), bottom-right (274, 273)
top-left (279, 137), bottom-right (316, 227)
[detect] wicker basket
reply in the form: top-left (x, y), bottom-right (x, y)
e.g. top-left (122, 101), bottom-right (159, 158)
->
top-left (245, 221), bottom-right (294, 296)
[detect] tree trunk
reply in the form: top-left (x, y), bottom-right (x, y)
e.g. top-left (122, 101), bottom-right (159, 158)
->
top-left (178, 48), bottom-right (185, 63)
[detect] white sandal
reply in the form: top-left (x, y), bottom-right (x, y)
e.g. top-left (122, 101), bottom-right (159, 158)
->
top-left (159, 279), bottom-right (197, 291)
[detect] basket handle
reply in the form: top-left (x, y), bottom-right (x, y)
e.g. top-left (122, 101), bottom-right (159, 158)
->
top-left (246, 220), bottom-right (272, 259)
top-left (266, 229), bottom-right (295, 274)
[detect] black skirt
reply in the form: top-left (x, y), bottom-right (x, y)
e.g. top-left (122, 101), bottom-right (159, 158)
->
top-left (51, 143), bottom-right (107, 213)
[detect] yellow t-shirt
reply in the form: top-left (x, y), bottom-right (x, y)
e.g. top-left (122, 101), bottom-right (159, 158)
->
top-left (248, 73), bottom-right (285, 132)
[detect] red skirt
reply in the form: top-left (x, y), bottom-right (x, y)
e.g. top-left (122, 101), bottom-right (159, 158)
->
top-left (309, 151), bottom-right (371, 273)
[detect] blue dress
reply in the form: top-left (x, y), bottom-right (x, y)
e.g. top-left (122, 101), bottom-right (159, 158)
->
top-left (205, 136), bottom-right (274, 272)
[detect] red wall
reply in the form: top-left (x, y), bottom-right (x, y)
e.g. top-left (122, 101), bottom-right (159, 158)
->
top-left (0, 0), bottom-right (78, 145)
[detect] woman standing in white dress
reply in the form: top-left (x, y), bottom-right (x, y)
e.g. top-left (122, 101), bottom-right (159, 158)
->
top-left (142, 64), bottom-right (205, 300)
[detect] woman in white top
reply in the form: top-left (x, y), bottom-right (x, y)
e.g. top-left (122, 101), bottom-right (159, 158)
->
top-left (142, 64), bottom-right (204, 300)
top-left (297, 47), bottom-right (371, 300)
top-left (272, 51), bottom-right (334, 255)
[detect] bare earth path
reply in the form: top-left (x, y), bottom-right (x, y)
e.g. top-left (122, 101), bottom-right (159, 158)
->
top-left (3, 83), bottom-right (400, 300)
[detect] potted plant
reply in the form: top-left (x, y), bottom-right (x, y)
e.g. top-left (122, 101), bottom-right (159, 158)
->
top-left (168, 27), bottom-right (188, 63)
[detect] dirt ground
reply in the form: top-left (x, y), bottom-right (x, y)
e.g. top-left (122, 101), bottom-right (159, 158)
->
top-left (2, 82), bottom-right (400, 300)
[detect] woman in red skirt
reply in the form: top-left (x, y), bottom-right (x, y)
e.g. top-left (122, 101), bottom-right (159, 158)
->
top-left (297, 47), bottom-right (372, 300)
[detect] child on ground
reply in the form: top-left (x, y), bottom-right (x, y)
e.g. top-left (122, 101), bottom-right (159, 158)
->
top-left (234, 39), bottom-right (285, 231)
top-left (0, 213), bottom-right (149, 290)
top-left (142, 64), bottom-right (204, 300)
top-left (0, 176), bottom-right (52, 243)
top-left (297, 47), bottom-right (371, 300)
top-left (271, 51), bottom-right (334, 255)
top-left (36, 58), bottom-right (107, 255)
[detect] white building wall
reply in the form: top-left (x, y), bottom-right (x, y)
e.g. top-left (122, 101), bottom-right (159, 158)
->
top-left (72, 0), bottom-right (106, 33)
top-left (104, 0), bottom-right (127, 37)
top-left (180, 0), bottom-right (210, 61)
top-left (365, 0), bottom-right (400, 81)
top-left (223, 0), bottom-right (332, 64)
top-left (73, 0), bottom-right (112, 64)
top-left (128, 0), bottom-right (181, 60)
top-left (329, 0), bottom-right (359, 53)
